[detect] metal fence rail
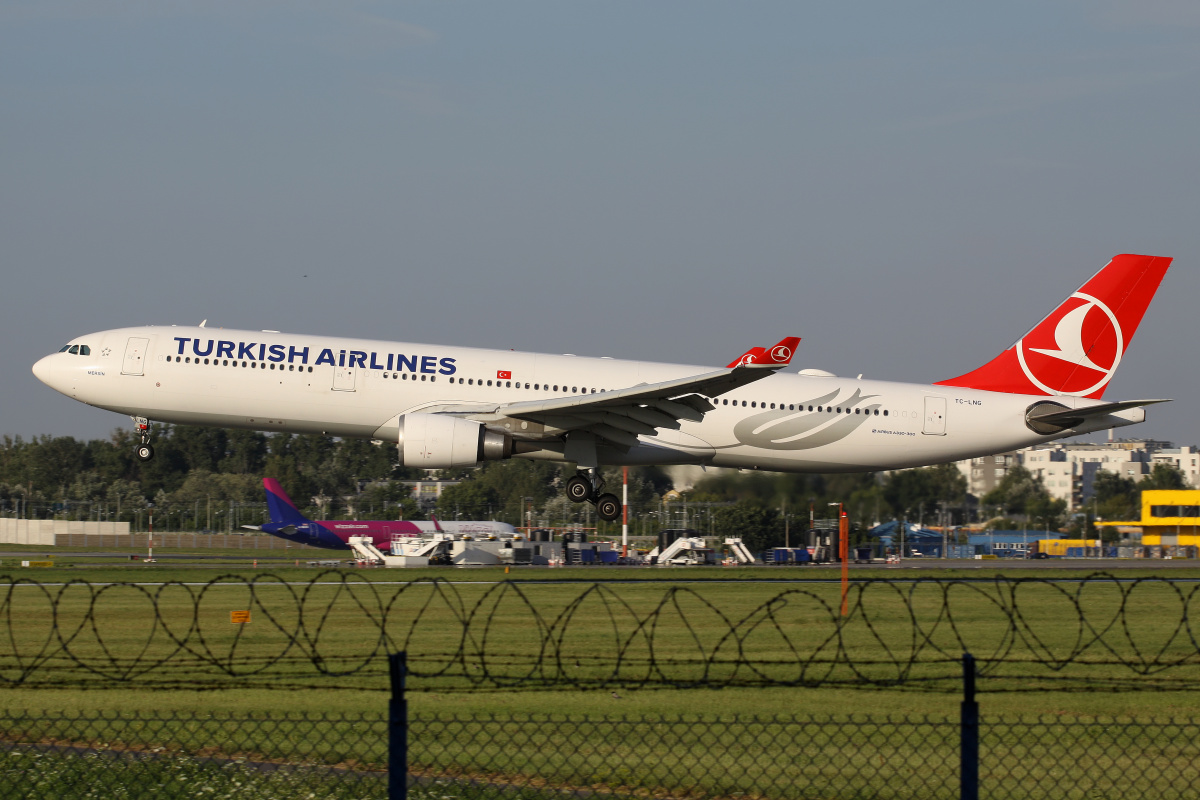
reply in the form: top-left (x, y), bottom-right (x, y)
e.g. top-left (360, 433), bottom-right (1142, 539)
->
top-left (1, 710), bottom-right (1198, 800)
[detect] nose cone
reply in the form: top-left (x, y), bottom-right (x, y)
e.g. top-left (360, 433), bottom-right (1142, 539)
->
top-left (32, 354), bottom-right (68, 394)
top-left (32, 355), bottom-right (53, 386)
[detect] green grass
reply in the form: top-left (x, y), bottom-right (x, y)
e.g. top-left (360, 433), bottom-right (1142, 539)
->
top-left (5, 569), bottom-right (1200, 798)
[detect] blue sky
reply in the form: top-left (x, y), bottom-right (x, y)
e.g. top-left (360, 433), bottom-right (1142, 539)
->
top-left (3, 1), bottom-right (1198, 445)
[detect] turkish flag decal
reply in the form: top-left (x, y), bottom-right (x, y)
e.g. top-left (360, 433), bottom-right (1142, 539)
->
top-left (497, 370), bottom-right (512, 380)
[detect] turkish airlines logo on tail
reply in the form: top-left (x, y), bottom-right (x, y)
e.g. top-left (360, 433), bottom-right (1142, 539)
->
top-left (770, 345), bottom-right (792, 363)
top-left (1016, 292), bottom-right (1123, 396)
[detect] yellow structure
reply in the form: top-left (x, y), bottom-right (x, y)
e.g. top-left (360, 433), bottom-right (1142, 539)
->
top-left (1032, 539), bottom-right (1100, 557)
top-left (1106, 489), bottom-right (1200, 546)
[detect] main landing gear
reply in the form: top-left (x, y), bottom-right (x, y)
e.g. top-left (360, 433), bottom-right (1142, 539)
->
top-left (133, 417), bottom-right (154, 462)
top-left (566, 470), bottom-right (621, 523)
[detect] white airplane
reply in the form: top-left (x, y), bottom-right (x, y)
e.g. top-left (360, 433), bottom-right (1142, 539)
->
top-left (32, 253), bottom-right (1171, 522)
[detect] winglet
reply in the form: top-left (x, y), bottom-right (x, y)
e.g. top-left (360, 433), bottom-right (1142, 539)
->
top-left (727, 337), bottom-right (800, 369)
top-left (429, 513), bottom-right (444, 533)
top-left (263, 478), bottom-right (310, 525)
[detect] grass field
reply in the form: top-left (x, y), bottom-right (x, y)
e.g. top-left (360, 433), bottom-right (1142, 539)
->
top-left (4, 561), bottom-right (1200, 797)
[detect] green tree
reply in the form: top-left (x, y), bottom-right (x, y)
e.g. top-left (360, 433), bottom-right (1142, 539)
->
top-left (983, 465), bottom-right (1047, 517)
top-left (713, 500), bottom-right (783, 552)
top-left (882, 463), bottom-right (967, 520)
top-left (1141, 463), bottom-right (1187, 492)
top-left (1091, 471), bottom-right (1138, 522)
top-left (437, 481), bottom-right (501, 519)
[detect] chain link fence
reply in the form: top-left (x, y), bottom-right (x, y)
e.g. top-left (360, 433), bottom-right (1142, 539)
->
top-left (1, 709), bottom-right (1199, 799)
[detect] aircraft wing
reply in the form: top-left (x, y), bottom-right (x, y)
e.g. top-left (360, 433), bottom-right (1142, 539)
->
top-left (428, 361), bottom-right (788, 450)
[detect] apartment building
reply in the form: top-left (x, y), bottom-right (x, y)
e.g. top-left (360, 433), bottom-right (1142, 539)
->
top-left (958, 439), bottom-right (1189, 513)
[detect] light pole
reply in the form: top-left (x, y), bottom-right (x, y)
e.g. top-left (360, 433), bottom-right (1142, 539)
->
top-left (830, 502), bottom-right (848, 616)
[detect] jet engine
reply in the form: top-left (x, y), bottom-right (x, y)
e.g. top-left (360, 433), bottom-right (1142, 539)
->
top-left (396, 413), bottom-right (512, 469)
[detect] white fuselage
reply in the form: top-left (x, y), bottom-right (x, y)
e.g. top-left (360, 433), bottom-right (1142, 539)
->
top-left (33, 326), bottom-right (1142, 473)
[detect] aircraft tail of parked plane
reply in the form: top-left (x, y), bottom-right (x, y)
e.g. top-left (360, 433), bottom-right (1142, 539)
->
top-left (264, 478), bottom-right (308, 528)
top-left (935, 254), bottom-right (1171, 399)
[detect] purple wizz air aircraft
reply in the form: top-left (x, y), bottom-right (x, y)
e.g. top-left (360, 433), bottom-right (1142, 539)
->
top-left (247, 478), bottom-right (515, 552)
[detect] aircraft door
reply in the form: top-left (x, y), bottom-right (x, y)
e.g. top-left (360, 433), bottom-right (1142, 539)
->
top-left (122, 337), bottom-right (150, 376)
top-left (333, 365), bottom-right (357, 391)
top-left (923, 396), bottom-right (947, 435)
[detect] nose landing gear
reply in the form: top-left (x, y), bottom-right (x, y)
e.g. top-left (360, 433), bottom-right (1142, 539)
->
top-left (566, 470), bottom-right (622, 523)
top-left (133, 417), bottom-right (154, 462)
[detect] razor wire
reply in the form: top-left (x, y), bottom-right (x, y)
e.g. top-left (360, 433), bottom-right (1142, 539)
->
top-left (4, 572), bottom-right (1200, 692)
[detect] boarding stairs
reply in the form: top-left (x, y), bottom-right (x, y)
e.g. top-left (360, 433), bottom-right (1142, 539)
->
top-left (724, 538), bottom-right (757, 565)
top-left (648, 537), bottom-right (713, 566)
top-left (348, 536), bottom-right (389, 565)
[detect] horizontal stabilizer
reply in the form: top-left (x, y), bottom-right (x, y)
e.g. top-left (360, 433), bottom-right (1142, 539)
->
top-left (1026, 398), bottom-right (1170, 434)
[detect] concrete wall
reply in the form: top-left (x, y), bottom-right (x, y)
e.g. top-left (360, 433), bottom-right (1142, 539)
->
top-left (0, 519), bottom-right (130, 546)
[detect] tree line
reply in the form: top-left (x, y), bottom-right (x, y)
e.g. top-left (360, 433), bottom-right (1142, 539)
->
top-left (1, 425), bottom-right (1183, 548)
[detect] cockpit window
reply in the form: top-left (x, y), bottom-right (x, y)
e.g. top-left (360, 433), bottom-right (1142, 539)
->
top-left (59, 345), bottom-right (70, 353)
top-left (79, 345), bottom-right (90, 355)
top-left (68, 345), bottom-right (79, 355)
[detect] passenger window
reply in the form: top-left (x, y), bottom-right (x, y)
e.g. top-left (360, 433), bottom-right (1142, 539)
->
top-left (883, 410), bottom-right (888, 416)
top-left (572, 386), bottom-right (577, 393)
top-left (422, 375), bottom-right (427, 381)
top-left (742, 401), bottom-right (747, 407)
top-left (487, 380), bottom-right (493, 386)
top-left (770, 403), bottom-right (775, 409)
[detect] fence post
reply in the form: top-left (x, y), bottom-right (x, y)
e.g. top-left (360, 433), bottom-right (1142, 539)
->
top-left (961, 651), bottom-right (978, 800)
top-left (389, 651), bottom-right (408, 800)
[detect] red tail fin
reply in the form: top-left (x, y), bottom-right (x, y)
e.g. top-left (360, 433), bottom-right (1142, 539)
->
top-left (935, 254), bottom-right (1171, 399)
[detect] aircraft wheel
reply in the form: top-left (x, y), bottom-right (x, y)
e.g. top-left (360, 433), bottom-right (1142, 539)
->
top-left (565, 475), bottom-right (593, 503)
top-left (595, 493), bottom-right (621, 522)
top-left (135, 444), bottom-right (155, 462)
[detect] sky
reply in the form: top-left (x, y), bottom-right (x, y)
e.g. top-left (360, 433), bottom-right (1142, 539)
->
top-left (2, 1), bottom-right (1199, 447)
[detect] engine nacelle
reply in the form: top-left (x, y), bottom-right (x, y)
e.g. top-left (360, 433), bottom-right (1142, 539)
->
top-left (396, 413), bottom-right (512, 469)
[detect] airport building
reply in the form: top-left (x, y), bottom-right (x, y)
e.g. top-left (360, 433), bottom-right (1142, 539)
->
top-left (1105, 489), bottom-right (1200, 548)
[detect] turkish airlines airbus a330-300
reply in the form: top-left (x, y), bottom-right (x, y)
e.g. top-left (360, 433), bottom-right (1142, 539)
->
top-left (32, 254), bottom-right (1172, 522)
